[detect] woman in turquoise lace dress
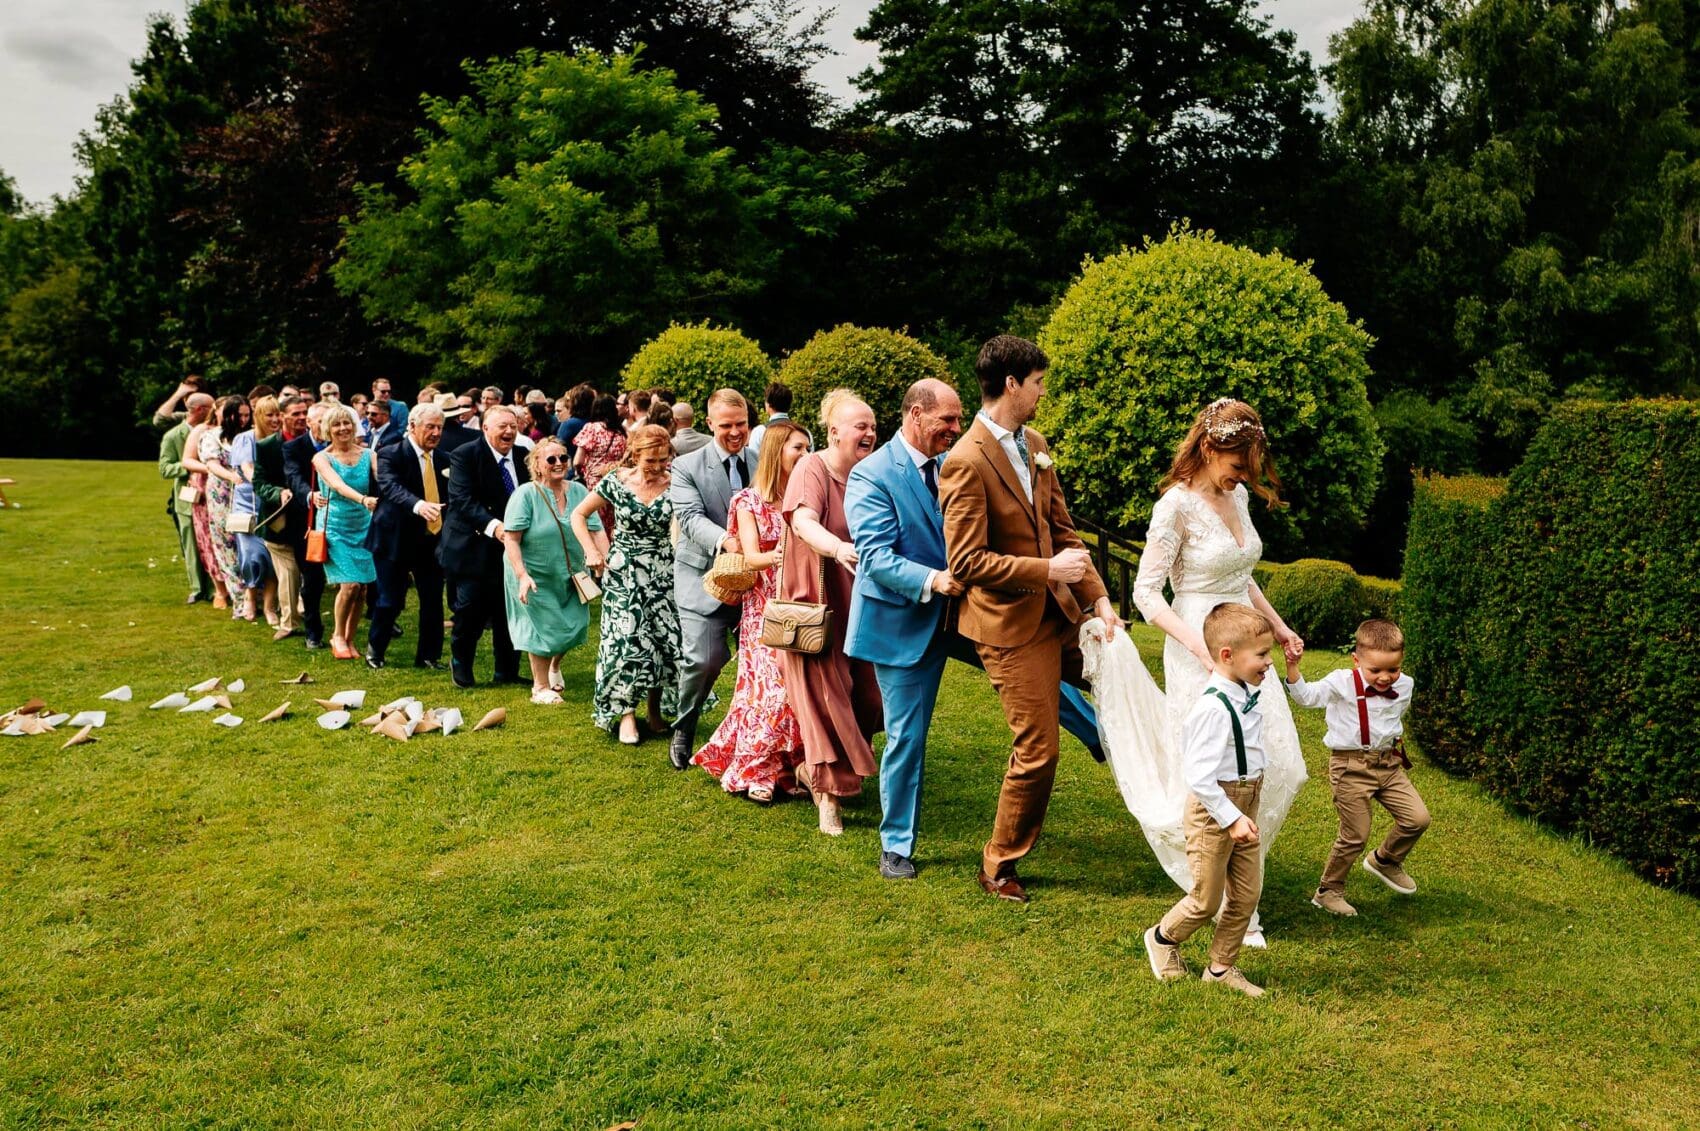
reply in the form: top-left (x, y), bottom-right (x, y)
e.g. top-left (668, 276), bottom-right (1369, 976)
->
top-left (570, 424), bottom-right (681, 745)
top-left (311, 403), bottom-right (378, 660)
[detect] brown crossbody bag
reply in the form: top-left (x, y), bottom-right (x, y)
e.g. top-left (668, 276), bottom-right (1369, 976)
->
top-left (759, 523), bottom-right (832, 654)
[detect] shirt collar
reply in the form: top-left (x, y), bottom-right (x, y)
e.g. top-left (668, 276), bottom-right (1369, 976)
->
top-left (1205, 672), bottom-right (1262, 710)
top-left (896, 431), bottom-right (934, 470)
top-left (409, 437), bottom-right (431, 460)
top-left (485, 440), bottom-right (511, 465)
top-left (712, 440), bottom-right (744, 465)
top-left (977, 410), bottom-right (1013, 442)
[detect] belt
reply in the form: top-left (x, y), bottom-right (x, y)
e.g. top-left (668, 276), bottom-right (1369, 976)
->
top-left (1330, 748), bottom-right (1410, 768)
top-left (1217, 775), bottom-right (1263, 786)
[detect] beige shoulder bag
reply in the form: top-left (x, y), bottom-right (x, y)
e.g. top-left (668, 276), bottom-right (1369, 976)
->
top-left (759, 523), bottom-right (832, 654)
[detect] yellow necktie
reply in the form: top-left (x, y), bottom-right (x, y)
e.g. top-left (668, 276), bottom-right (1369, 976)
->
top-left (422, 451), bottom-right (442, 535)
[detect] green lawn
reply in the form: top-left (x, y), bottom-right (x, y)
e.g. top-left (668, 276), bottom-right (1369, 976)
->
top-left (1, 459), bottom-right (1696, 1128)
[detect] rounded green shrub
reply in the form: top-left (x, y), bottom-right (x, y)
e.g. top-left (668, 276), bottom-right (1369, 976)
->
top-left (620, 322), bottom-right (773, 413)
top-left (1036, 226), bottom-right (1383, 559)
top-left (1262, 558), bottom-right (1367, 648)
top-left (777, 324), bottom-right (952, 435)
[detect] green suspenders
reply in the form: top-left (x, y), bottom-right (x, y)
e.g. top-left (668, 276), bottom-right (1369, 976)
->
top-left (1206, 688), bottom-right (1250, 780)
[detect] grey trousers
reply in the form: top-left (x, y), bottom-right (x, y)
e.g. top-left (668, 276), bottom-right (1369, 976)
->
top-left (675, 603), bottom-right (740, 725)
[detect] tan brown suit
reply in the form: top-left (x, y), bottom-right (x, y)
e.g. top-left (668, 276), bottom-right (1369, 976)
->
top-left (941, 415), bottom-right (1107, 879)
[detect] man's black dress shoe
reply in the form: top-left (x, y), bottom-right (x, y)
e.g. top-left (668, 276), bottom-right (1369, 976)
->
top-left (451, 662), bottom-right (476, 689)
top-left (414, 659), bottom-right (446, 671)
top-left (364, 647), bottom-right (385, 670)
top-left (879, 851), bottom-right (918, 880)
top-left (668, 728), bottom-right (693, 771)
top-left (304, 637), bottom-right (325, 651)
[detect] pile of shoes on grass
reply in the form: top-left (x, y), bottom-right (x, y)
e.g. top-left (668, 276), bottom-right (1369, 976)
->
top-left (3, 674), bottom-right (504, 747)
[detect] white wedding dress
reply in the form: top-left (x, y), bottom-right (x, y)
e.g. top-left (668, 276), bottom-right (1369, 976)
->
top-left (1080, 484), bottom-right (1308, 945)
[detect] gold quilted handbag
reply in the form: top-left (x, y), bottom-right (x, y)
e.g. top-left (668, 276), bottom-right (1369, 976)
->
top-left (759, 527), bottom-right (832, 654)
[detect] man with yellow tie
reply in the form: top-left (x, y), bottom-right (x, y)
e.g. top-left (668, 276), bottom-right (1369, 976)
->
top-left (364, 403), bottom-right (451, 669)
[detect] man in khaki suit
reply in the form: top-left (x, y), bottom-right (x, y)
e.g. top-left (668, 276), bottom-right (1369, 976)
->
top-left (940, 335), bottom-right (1124, 903)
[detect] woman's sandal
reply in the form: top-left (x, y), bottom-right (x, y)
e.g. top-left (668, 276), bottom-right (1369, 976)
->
top-left (747, 785), bottom-right (774, 804)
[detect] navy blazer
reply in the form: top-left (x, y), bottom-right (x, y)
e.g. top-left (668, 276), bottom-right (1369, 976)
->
top-left (367, 438), bottom-right (448, 563)
top-left (439, 439), bottom-right (529, 577)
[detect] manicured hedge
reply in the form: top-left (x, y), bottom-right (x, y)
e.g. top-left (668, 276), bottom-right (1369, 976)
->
top-left (621, 322), bottom-right (773, 412)
top-left (1252, 559), bottom-right (1401, 648)
top-left (777, 324), bottom-right (952, 435)
top-left (1402, 402), bottom-right (1700, 891)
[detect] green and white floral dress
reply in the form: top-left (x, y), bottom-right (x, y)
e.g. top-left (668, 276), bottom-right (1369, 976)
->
top-left (591, 472), bottom-right (682, 730)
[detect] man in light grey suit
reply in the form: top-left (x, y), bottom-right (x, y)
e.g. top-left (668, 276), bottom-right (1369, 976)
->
top-left (668, 388), bottom-right (758, 769)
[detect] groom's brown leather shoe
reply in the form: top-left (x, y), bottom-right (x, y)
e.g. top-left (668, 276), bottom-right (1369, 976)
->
top-left (977, 870), bottom-right (1029, 903)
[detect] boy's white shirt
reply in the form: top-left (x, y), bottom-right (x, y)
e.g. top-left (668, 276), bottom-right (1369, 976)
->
top-left (1285, 669), bottom-right (1415, 751)
top-left (1181, 672), bottom-right (1268, 829)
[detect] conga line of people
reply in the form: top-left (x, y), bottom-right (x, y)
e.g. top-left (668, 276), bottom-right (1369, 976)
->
top-left (156, 341), bottom-right (1433, 997)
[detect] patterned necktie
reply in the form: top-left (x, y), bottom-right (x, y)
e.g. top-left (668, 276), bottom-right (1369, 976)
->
top-left (1013, 427), bottom-right (1031, 470)
top-left (921, 457), bottom-right (938, 500)
top-left (725, 456), bottom-right (744, 490)
top-left (421, 451), bottom-right (441, 535)
top-left (498, 456), bottom-right (515, 495)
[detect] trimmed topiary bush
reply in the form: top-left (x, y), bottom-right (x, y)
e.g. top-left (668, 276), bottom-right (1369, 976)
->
top-left (777, 324), bottom-right (952, 434)
top-left (620, 322), bottom-right (772, 413)
top-left (1403, 401), bottom-right (1700, 891)
top-left (1036, 226), bottom-right (1382, 559)
top-left (1401, 475), bottom-right (1505, 777)
top-left (1263, 558), bottom-right (1367, 649)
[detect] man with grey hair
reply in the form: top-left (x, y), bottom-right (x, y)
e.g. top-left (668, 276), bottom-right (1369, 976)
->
top-left (365, 403), bottom-right (450, 669)
top-left (160, 391), bottom-right (217, 603)
top-left (670, 401), bottom-right (711, 455)
top-left (441, 403), bottom-right (528, 686)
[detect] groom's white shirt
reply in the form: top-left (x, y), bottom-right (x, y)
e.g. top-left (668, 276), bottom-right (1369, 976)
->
top-left (1182, 673), bottom-right (1268, 828)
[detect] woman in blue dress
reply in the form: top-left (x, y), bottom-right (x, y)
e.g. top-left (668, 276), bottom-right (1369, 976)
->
top-left (311, 402), bottom-right (379, 660)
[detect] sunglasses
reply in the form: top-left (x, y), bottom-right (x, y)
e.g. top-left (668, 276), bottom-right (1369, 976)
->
top-left (542, 455), bottom-right (568, 466)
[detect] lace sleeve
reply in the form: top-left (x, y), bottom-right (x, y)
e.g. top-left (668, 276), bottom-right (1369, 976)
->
top-left (1133, 489), bottom-right (1183, 624)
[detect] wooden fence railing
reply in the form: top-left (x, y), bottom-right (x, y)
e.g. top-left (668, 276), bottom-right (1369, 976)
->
top-left (1073, 514), bottom-right (1144, 621)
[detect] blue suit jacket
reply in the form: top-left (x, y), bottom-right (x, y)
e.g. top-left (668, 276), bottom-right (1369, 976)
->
top-left (844, 438), bottom-right (948, 668)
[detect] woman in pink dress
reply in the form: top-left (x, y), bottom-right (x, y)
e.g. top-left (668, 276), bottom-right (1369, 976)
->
top-left (572, 394), bottom-right (628, 491)
top-left (782, 390), bottom-right (884, 836)
top-left (692, 420), bottom-right (813, 803)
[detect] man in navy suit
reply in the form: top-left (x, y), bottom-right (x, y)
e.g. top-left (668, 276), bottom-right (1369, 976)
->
top-left (365, 404), bottom-right (449, 669)
top-left (845, 378), bottom-right (1104, 880)
top-left (439, 404), bottom-right (529, 687)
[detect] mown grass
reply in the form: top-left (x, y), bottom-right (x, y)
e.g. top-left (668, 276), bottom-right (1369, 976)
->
top-left (0, 458), bottom-right (1696, 1128)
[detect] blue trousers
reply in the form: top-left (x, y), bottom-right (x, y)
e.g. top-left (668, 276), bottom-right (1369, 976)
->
top-left (876, 632), bottom-right (1102, 857)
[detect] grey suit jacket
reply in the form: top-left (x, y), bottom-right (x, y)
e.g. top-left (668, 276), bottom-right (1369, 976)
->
top-left (670, 441), bottom-right (757, 617)
top-left (672, 428), bottom-right (711, 456)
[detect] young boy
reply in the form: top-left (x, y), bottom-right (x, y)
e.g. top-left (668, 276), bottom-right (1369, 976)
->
top-left (1144, 604), bottom-right (1276, 998)
top-left (1285, 618), bottom-right (1429, 917)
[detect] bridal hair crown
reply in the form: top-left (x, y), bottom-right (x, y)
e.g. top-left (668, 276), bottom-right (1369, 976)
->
top-left (1203, 398), bottom-right (1265, 444)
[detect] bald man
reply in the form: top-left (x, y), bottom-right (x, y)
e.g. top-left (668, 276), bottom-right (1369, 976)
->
top-left (160, 391), bottom-right (216, 603)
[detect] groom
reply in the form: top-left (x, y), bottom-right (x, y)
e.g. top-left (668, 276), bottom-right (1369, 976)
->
top-left (846, 377), bottom-right (1106, 882)
top-left (940, 335), bottom-right (1123, 903)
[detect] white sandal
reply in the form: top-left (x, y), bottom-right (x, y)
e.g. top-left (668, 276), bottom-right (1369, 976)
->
top-left (529, 688), bottom-right (563, 705)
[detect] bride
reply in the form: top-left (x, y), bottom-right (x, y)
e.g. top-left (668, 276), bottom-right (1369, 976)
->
top-left (1083, 398), bottom-right (1308, 947)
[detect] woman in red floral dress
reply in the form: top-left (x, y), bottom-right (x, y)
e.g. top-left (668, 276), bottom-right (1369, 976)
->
top-left (692, 420), bottom-right (812, 802)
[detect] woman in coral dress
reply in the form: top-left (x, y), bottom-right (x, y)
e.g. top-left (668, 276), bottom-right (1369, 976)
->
top-left (692, 420), bottom-right (813, 802)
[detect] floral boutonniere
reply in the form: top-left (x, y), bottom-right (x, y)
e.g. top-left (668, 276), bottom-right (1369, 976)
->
top-left (1033, 451), bottom-right (1054, 471)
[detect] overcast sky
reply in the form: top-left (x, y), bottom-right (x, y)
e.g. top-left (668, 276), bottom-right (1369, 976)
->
top-left (1, 0), bottom-right (1363, 206)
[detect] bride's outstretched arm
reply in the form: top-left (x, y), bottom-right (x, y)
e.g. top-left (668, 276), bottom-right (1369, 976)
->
top-left (1133, 495), bottom-right (1212, 668)
top-left (1248, 579), bottom-right (1301, 656)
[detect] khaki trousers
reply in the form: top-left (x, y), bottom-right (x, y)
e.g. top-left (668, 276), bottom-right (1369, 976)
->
top-left (1319, 751), bottom-right (1430, 893)
top-left (1160, 779), bottom-right (1263, 969)
top-left (977, 615), bottom-right (1086, 879)
top-left (265, 540), bottom-right (302, 634)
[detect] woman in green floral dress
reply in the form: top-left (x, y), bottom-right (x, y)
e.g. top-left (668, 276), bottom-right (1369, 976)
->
top-left (570, 424), bottom-right (681, 745)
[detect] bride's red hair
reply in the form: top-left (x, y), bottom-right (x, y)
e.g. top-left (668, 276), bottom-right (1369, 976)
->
top-left (1159, 399), bottom-right (1285, 509)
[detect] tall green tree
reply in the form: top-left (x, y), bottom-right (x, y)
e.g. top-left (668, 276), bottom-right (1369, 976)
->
top-left (1315, 0), bottom-right (1700, 449)
top-left (846, 0), bottom-right (1323, 337)
top-left (333, 50), bottom-right (788, 385)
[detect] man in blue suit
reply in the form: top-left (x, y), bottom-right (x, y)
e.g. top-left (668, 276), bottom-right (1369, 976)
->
top-left (845, 378), bottom-right (1103, 879)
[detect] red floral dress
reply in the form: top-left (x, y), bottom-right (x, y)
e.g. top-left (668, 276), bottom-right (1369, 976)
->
top-left (692, 488), bottom-right (804, 794)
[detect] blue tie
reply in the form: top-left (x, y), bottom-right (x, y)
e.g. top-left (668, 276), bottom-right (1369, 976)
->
top-left (498, 456), bottom-right (515, 495)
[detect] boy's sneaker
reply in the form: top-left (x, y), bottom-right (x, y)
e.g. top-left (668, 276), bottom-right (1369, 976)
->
top-left (1202, 966), bottom-right (1265, 998)
top-left (1364, 853), bottom-right (1418, 894)
top-left (1144, 925), bottom-right (1188, 982)
top-left (1311, 889), bottom-right (1358, 916)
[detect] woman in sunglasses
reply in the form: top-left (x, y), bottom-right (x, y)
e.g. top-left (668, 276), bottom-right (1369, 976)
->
top-left (502, 437), bottom-right (607, 704)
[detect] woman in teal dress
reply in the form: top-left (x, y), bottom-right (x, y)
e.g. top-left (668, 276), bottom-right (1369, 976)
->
top-left (311, 403), bottom-right (379, 660)
top-left (503, 437), bottom-right (606, 704)
top-left (570, 424), bottom-right (681, 745)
